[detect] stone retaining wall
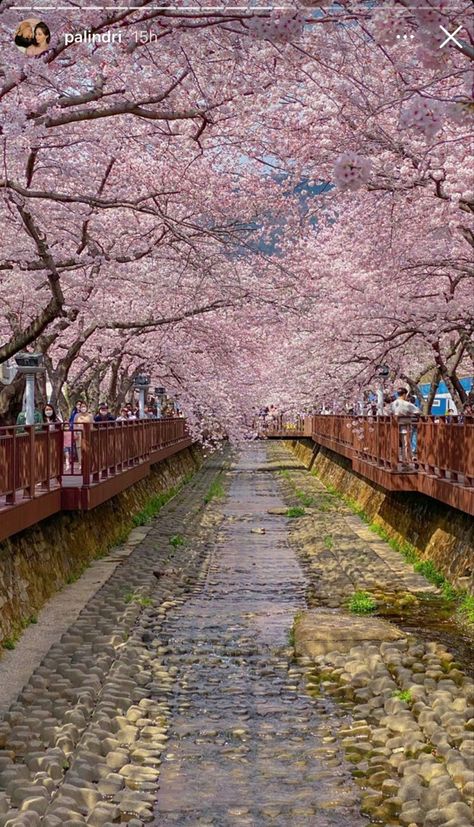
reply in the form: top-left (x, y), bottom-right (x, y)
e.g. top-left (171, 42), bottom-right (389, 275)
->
top-left (0, 445), bottom-right (203, 645)
top-left (289, 439), bottom-right (474, 592)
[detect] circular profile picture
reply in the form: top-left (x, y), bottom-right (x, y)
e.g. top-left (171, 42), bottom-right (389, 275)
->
top-left (14, 18), bottom-right (51, 56)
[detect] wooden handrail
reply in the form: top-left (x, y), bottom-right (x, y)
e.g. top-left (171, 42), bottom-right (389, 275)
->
top-left (261, 413), bottom-right (473, 516)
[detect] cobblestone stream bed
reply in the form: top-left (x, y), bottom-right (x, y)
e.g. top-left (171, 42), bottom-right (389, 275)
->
top-left (269, 443), bottom-right (474, 827)
top-left (0, 443), bottom-right (473, 827)
top-left (151, 444), bottom-right (366, 826)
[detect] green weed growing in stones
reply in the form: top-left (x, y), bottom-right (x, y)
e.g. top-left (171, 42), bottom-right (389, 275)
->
top-left (132, 488), bottom-right (176, 526)
top-left (323, 535), bottom-right (334, 550)
top-left (286, 506), bottom-right (306, 518)
top-left (2, 638), bottom-right (15, 650)
top-left (314, 480), bottom-right (463, 608)
top-left (295, 490), bottom-right (314, 507)
top-left (124, 591), bottom-right (152, 607)
top-left (393, 689), bottom-right (413, 703)
top-left (29, 615), bottom-right (38, 624)
top-left (170, 534), bottom-right (185, 548)
top-left (115, 529), bottom-right (130, 545)
top-left (368, 525), bottom-right (458, 601)
top-left (348, 591), bottom-right (377, 615)
top-left (413, 560), bottom-right (457, 600)
top-left (65, 568), bottom-right (84, 585)
top-left (414, 559), bottom-right (444, 586)
top-left (288, 609), bottom-right (304, 647)
top-left (290, 454), bottom-right (467, 618)
top-left (131, 476), bottom-right (195, 528)
top-left (441, 581), bottom-right (458, 601)
top-left (459, 595), bottom-right (474, 624)
top-left (204, 479), bottom-right (224, 503)
top-left (133, 595), bottom-right (153, 607)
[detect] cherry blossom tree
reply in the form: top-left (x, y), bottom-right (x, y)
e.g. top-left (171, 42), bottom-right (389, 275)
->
top-left (0, 0), bottom-right (472, 427)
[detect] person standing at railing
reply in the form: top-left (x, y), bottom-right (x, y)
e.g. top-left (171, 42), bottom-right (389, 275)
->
top-left (463, 401), bottom-right (474, 418)
top-left (94, 403), bottom-right (115, 423)
top-left (445, 403), bottom-right (457, 423)
top-left (42, 404), bottom-right (61, 425)
top-left (383, 393), bottom-right (395, 415)
top-left (408, 394), bottom-right (420, 458)
top-left (392, 388), bottom-right (419, 465)
top-left (16, 408), bottom-right (43, 433)
top-left (74, 405), bottom-right (94, 470)
top-left (69, 400), bottom-right (85, 426)
top-left (63, 422), bottom-right (73, 472)
top-left (116, 407), bottom-right (130, 422)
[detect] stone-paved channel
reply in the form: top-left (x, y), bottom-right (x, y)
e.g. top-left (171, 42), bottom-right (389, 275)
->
top-left (152, 444), bottom-right (366, 826)
top-left (1, 442), bottom-right (473, 827)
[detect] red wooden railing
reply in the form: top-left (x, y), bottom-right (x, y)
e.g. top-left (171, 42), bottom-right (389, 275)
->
top-left (0, 423), bottom-right (64, 505)
top-left (0, 418), bottom-right (190, 542)
top-left (257, 414), bottom-right (305, 437)
top-left (305, 415), bottom-right (474, 483)
top-left (299, 414), bottom-right (474, 516)
top-left (64, 418), bottom-right (188, 483)
top-left (1, 413), bottom-right (473, 542)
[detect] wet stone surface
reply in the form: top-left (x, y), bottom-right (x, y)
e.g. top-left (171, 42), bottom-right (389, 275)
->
top-left (0, 455), bottom-right (230, 827)
top-left (1, 441), bottom-right (472, 827)
top-left (152, 444), bottom-right (366, 826)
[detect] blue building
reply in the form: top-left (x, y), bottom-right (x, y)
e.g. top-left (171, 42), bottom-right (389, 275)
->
top-left (418, 377), bottom-right (473, 415)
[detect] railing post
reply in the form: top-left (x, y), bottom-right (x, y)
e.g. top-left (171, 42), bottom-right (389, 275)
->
top-left (28, 425), bottom-right (35, 499)
top-left (375, 416), bottom-right (387, 465)
top-left (102, 424), bottom-right (109, 479)
top-left (59, 423), bottom-right (65, 482)
top-left (466, 417), bottom-right (474, 487)
top-left (43, 425), bottom-right (51, 490)
top-left (390, 418), bottom-right (400, 469)
top-left (82, 423), bottom-right (91, 485)
top-left (6, 428), bottom-right (17, 505)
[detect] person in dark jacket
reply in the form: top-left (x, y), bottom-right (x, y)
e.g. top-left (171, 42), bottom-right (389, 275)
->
top-left (69, 400), bottom-right (85, 425)
top-left (94, 403), bottom-right (115, 423)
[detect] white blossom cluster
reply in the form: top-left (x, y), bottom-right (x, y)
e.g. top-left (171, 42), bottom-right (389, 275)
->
top-left (399, 97), bottom-right (443, 140)
top-left (332, 152), bottom-right (372, 191)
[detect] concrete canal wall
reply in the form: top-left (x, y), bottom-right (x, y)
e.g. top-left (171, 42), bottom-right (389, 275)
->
top-left (290, 439), bottom-right (474, 593)
top-left (0, 445), bottom-right (203, 645)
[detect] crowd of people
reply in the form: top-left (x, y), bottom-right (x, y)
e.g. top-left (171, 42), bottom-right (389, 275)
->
top-left (16, 397), bottom-right (180, 429)
top-left (14, 398), bottom-right (182, 471)
top-left (253, 387), bottom-right (473, 464)
top-left (10, 397), bottom-right (183, 474)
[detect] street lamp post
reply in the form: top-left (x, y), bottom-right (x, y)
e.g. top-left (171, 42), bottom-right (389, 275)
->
top-left (375, 364), bottom-right (389, 416)
top-left (14, 353), bottom-right (45, 425)
top-left (154, 387), bottom-right (166, 419)
top-left (134, 374), bottom-right (150, 420)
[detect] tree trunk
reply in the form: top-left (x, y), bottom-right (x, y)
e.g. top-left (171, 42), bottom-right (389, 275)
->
top-left (0, 375), bottom-right (25, 425)
top-left (424, 370), bottom-right (441, 415)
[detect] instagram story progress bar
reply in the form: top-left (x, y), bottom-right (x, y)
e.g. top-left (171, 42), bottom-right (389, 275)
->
top-left (8, 2), bottom-right (469, 7)
top-left (10, 4), bottom-right (297, 9)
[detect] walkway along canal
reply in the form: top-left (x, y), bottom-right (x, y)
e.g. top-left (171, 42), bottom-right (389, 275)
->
top-left (0, 444), bottom-right (473, 827)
